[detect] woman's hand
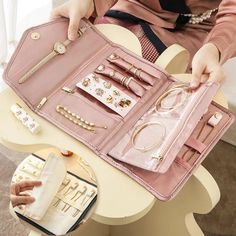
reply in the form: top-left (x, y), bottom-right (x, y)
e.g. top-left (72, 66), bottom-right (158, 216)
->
top-left (51, 0), bottom-right (95, 40)
top-left (190, 43), bottom-right (226, 90)
top-left (10, 180), bottom-right (42, 208)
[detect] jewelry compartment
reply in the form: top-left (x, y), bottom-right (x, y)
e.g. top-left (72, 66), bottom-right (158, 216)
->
top-left (3, 19), bottom-right (110, 108)
top-left (107, 82), bottom-right (220, 173)
top-left (100, 102), bottom-right (234, 200)
top-left (13, 154), bottom-right (98, 235)
top-left (177, 102), bottom-right (233, 166)
top-left (39, 88), bottom-right (123, 148)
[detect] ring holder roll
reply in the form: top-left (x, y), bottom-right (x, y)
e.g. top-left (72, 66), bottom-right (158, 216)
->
top-left (23, 153), bottom-right (66, 220)
top-left (95, 64), bottom-right (146, 97)
top-left (107, 53), bottom-right (156, 85)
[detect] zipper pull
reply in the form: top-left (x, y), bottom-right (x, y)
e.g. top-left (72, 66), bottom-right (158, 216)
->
top-left (36, 97), bottom-right (47, 110)
top-left (151, 153), bottom-right (163, 162)
top-left (62, 87), bottom-right (75, 94)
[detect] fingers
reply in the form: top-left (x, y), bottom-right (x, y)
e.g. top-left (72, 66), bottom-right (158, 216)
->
top-left (16, 180), bottom-right (42, 195)
top-left (68, 11), bottom-right (82, 40)
top-left (50, 6), bottom-right (64, 20)
top-left (18, 180), bottom-right (42, 190)
top-left (190, 61), bottom-right (205, 90)
top-left (208, 66), bottom-right (226, 84)
top-left (11, 195), bottom-right (35, 208)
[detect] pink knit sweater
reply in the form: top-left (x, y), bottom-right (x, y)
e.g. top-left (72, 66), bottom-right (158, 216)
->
top-left (93, 0), bottom-right (236, 63)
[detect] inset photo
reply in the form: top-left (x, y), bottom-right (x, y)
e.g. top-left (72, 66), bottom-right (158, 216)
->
top-left (10, 147), bottom-right (98, 236)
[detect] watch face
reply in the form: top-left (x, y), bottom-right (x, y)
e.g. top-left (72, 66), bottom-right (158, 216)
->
top-left (54, 42), bottom-right (66, 54)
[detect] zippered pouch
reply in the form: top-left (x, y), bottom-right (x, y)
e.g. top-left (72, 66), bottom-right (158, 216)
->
top-left (4, 19), bottom-right (235, 200)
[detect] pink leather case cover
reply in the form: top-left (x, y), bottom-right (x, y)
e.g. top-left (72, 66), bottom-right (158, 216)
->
top-left (4, 19), bottom-right (235, 200)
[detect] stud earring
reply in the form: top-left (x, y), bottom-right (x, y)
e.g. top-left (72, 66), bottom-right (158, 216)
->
top-left (82, 78), bottom-right (91, 87)
top-left (103, 81), bottom-right (112, 89)
top-left (113, 90), bottom-right (120, 96)
top-left (91, 74), bottom-right (100, 82)
top-left (95, 88), bottom-right (105, 96)
top-left (106, 95), bottom-right (113, 104)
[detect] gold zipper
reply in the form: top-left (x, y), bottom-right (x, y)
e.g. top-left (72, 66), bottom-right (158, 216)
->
top-left (36, 97), bottom-right (48, 110)
top-left (62, 87), bottom-right (74, 93)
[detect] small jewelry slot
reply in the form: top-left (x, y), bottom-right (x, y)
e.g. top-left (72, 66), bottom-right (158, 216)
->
top-left (185, 136), bottom-right (207, 154)
top-left (76, 74), bottom-right (137, 118)
top-left (95, 64), bottom-right (146, 97)
top-left (180, 109), bottom-right (226, 165)
top-left (107, 53), bottom-right (157, 86)
top-left (40, 88), bottom-right (123, 148)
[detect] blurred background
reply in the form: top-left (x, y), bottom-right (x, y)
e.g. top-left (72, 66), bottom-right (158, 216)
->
top-left (0, 1), bottom-right (235, 235)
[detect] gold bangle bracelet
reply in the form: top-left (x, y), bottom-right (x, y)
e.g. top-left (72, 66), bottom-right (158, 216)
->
top-left (132, 121), bottom-right (166, 152)
top-left (155, 84), bottom-right (189, 113)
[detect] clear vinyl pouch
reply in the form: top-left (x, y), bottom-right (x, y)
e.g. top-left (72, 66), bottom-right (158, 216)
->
top-left (109, 83), bottom-right (217, 172)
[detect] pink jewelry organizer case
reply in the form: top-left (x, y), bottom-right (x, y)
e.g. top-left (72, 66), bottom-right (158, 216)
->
top-left (4, 19), bottom-right (235, 201)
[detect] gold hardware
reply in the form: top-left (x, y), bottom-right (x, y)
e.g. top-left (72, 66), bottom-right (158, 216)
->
top-left (37, 97), bottom-right (47, 110)
top-left (31, 32), bottom-right (40, 40)
top-left (109, 70), bottom-right (116, 78)
top-left (62, 87), bottom-right (74, 93)
top-left (109, 53), bottom-right (119, 60)
top-left (97, 64), bottom-right (105, 72)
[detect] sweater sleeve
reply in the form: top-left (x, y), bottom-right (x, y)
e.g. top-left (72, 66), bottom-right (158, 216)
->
top-left (93, 0), bottom-right (118, 16)
top-left (204, 0), bottom-right (236, 64)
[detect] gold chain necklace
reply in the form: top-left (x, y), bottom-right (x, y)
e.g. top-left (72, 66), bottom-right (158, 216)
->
top-left (56, 105), bottom-right (107, 132)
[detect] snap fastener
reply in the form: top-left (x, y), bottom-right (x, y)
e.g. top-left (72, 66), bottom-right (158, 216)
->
top-left (31, 32), bottom-right (40, 40)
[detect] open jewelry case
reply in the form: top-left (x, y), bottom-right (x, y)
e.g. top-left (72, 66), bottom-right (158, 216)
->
top-left (4, 18), bottom-right (235, 201)
top-left (12, 153), bottom-right (97, 235)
